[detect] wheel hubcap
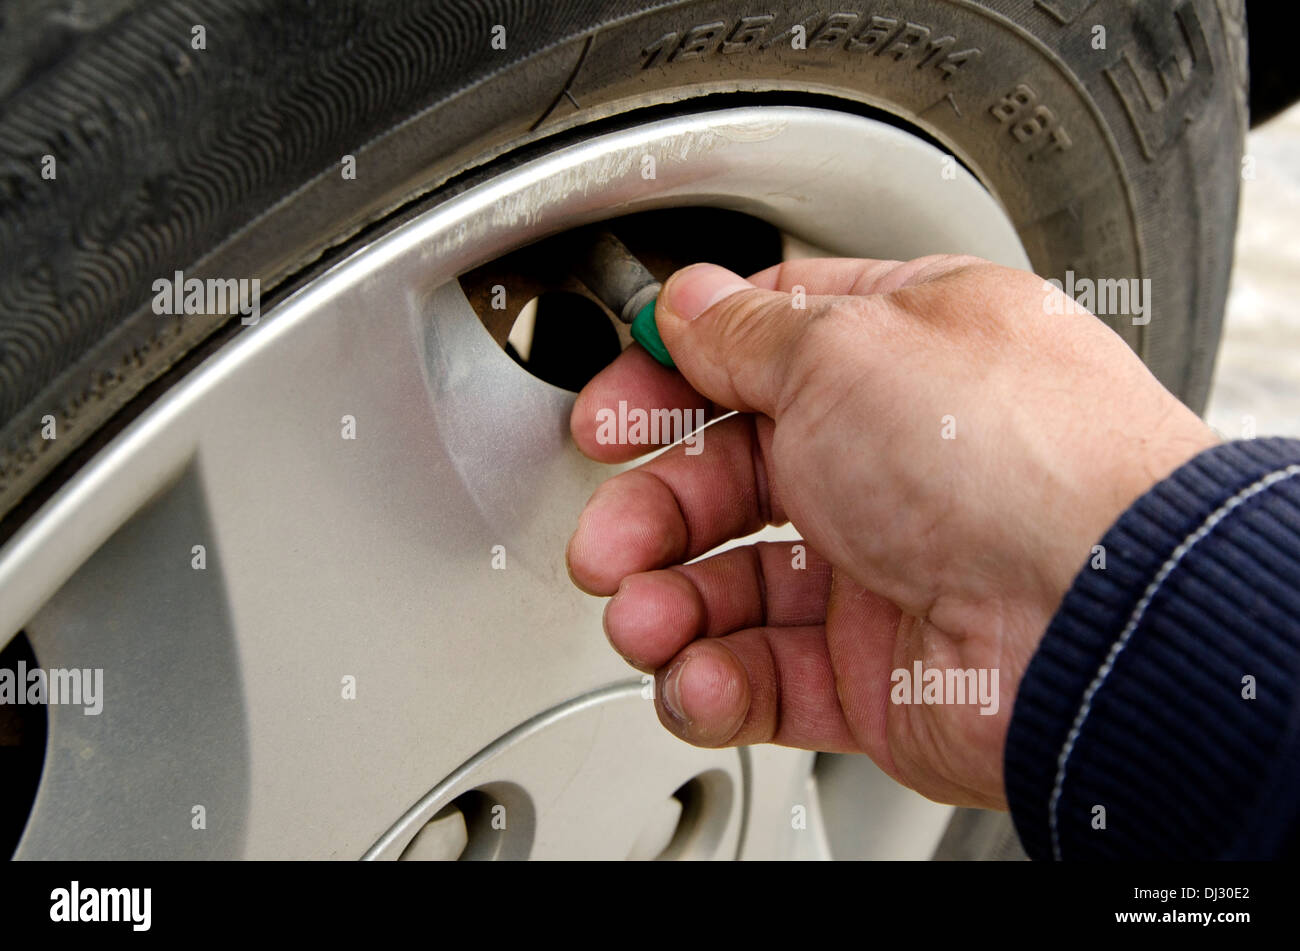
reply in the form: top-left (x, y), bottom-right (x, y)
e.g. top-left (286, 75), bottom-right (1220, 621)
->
top-left (0, 105), bottom-right (1029, 859)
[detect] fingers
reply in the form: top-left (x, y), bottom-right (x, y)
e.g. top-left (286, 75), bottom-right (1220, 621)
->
top-left (598, 538), bottom-right (864, 755)
top-left (652, 256), bottom-right (1001, 418)
top-left (568, 255), bottom-right (987, 462)
top-left (821, 573), bottom-right (908, 780)
top-left (746, 254), bottom-right (985, 296)
top-left (653, 264), bottom-right (823, 418)
top-left (651, 573), bottom-right (903, 756)
top-left (603, 541), bottom-right (833, 671)
top-left (569, 344), bottom-right (716, 463)
top-left (567, 413), bottom-right (782, 595)
top-left (654, 626), bottom-right (860, 751)
top-left (568, 260), bottom-right (884, 463)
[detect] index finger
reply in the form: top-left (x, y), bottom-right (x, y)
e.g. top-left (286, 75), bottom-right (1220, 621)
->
top-left (569, 343), bottom-right (718, 463)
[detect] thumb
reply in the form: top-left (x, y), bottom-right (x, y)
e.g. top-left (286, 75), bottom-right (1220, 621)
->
top-left (656, 263), bottom-right (822, 418)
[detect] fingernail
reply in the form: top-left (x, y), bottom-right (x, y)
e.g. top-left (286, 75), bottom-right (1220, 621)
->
top-left (661, 658), bottom-right (691, 725)
top-left (602, 582), bottom-right (627, 646)
top-left (662, 264), bottom-right (753, 321)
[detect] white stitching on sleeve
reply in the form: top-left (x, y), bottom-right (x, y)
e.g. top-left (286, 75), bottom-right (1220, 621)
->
top-left (1048, 463), bottom-right (1300, 860)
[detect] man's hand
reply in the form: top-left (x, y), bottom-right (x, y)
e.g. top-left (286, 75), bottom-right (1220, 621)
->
top-left (565, 255), bottom-right (1218, 810)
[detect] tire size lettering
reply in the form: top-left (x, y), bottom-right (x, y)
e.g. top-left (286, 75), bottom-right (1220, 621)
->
top-left (641, 11), bottom-right (981, 80)
top-left (989, 83), bottom-right (1073, 161)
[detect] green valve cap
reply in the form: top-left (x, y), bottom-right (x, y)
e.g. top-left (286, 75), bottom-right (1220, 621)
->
top-left (630, 299), bottom-right (674, 368)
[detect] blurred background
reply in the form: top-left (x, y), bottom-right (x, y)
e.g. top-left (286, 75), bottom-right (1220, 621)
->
top-left (1205, 103), bottom-right (1300, 439)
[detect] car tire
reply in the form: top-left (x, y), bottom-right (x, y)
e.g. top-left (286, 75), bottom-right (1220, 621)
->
top-left (0, 0), bottom-right (1249, 530)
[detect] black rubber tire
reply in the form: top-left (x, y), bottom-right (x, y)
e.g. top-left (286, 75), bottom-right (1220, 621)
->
top-left (0, 0), bottom-right (1248, 528)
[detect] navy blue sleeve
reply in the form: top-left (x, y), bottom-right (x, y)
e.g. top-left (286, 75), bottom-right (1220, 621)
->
top-left (1005, 437), bottom-right (1300, 860)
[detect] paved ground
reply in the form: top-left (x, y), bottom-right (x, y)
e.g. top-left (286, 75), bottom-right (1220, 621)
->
top-left (1204, 104), bottom-right (1300, 439)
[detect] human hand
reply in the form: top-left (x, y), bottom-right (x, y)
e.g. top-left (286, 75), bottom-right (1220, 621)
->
top-left (566, 255), bottom-right (1218, 809)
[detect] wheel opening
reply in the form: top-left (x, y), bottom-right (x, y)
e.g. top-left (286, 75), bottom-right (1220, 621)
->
top-left (654, 770), bottom-right (736, 861)
top-left (459, 207), bottom-right (784, 392)
top-left (398, 782), bottom-right (535, 861)
top-left (0, 631), bottom-right (46, 858)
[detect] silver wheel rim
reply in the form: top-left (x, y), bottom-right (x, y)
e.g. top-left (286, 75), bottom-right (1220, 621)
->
top-left (0, 105), bottom-right (1029, 860)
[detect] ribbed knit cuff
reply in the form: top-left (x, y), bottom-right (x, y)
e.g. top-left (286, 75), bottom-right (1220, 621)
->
top-left (1005, 438), bottom-right (1300, 860)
